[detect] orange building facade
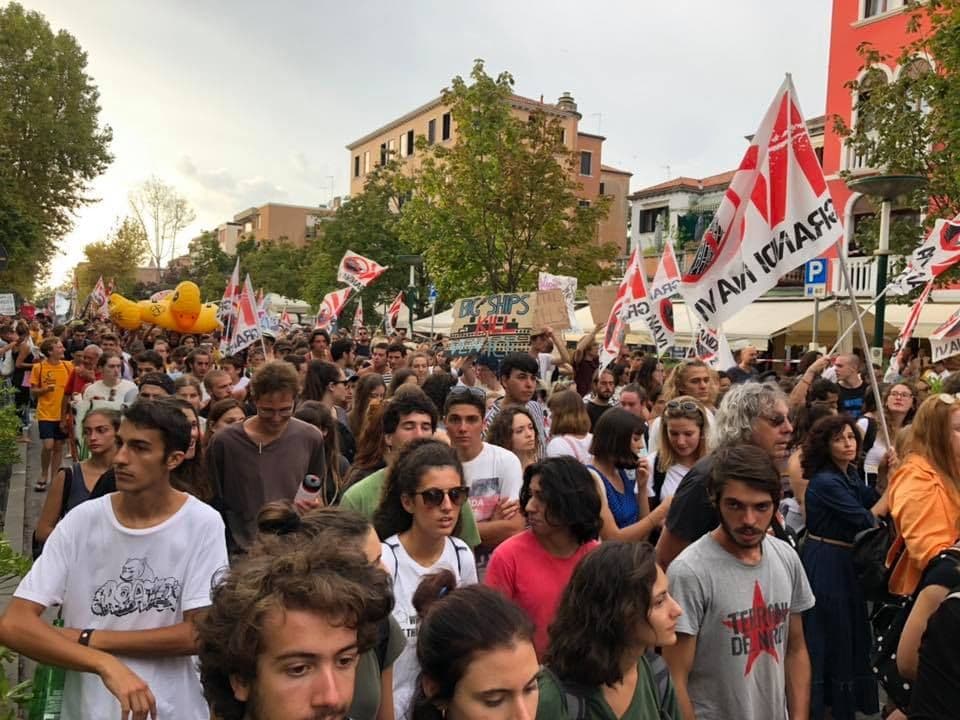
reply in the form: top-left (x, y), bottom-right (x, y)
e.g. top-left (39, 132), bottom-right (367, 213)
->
top-left (346, 92), bottom-right (631, 253)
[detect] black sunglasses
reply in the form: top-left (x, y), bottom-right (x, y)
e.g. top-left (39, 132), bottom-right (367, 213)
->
top-left (412, 486), bottom-right (470, 507)
top-left (761, 412), bottom-right (789, 427)
top-left (449, 386), bottom-right (486, 401)
top-left (666, 400), bottom-right (700, 414)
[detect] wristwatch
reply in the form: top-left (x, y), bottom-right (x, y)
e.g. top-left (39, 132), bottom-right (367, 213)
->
top-left (78, 628), bottom-right (94, 646)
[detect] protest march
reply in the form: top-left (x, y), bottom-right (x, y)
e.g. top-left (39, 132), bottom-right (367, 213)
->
top-left (3, 2), bottom-right (960, 720)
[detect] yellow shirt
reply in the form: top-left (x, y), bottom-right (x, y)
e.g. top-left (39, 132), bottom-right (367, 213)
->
top-left (30, 359), bottom-right (73, 421)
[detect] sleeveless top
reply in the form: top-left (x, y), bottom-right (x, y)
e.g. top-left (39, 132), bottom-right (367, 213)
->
top-left (65, 462), bottom-right (93, 514)
top-left (589, 465), bottom-right (638, 528)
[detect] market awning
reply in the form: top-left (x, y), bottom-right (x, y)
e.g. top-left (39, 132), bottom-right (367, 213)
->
top-left (883, 302), bottom-right (959, 339)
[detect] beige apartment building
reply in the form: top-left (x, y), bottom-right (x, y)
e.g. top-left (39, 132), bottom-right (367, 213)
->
top-left (229, 202), bottom-right (337, 250)
top-left (346, 92), bottom-right (631, 253)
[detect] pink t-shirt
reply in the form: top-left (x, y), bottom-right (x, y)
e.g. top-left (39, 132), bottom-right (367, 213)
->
top-left (485, 529), bottom-right (598, 657)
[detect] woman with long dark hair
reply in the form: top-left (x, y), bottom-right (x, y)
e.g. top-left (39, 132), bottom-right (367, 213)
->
top-left (411, 571), bottom-right (539, 720)
top-left (294, 399), bottom-right (349, 504)
top-left (171, 398), bottom-right (213, 503)
top-left (632, 356), bottom-right (665, 398)
top-left (541, 541), bottom-right (684, 718)
top-left (486, 405), bottom-right (541, 474)
top-left (373, 439), bottom-right (478, 717)
top-left (349, 373), bottom-right (386, 437)
top-left (800, 414), bottom-right (886, 720)
top-left (485, 456), bottom-right (601, 657)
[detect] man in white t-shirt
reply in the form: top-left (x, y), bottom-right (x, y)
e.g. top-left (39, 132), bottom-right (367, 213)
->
top-left (0, 398), bottom-right (229, 719)
top-left (445, 388), bottom-right (524, 551)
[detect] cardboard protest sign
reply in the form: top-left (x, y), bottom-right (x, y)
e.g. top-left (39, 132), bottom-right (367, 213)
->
top-left (587, 285), bottom-right (619, 326)
top-left (448, 291), bottom-right (569, 364)
top-left (538, 272), bottom-right (580, 332)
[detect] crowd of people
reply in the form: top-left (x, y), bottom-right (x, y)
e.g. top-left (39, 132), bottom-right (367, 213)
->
top-left (0, 313), bottom-right (957, 720)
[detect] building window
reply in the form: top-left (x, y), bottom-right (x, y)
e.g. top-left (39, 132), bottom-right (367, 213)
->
top-left (560, 128), bottom-right (567, 145)
top-left (379, 143), bottom-right (387, 166)
top-left (442, 112), bottom-right (452, 141)
top-left (578, 200), bottom-right (591, 208)
top-left (428, 119), bottom-right (436, 145)
top-left (256, 215), bottom-right (262, 230)
top-left (353, 155), bottom-right (360, 178)
top-left (637, 207), bottom-right (668, 234)
top-left (406, 129), bottom-right (415, 156)
top-left (387, 139), bottom-right (396, 160)
top-left (814, 146), bottom-right (824, 166)
top-left (864, 0), bottom-right (888, 18)
top-left (599, 182), bottom-right (606, 196)
top-left (580, 151), bottom-right (592, 176)
top-left (363, 151), bottom-right (370, 173)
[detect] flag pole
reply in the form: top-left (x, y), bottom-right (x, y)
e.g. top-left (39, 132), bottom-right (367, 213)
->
top-left (826, 284), bottom-right (892, 356)
top-left (835, 236), bottom-right (892, 450)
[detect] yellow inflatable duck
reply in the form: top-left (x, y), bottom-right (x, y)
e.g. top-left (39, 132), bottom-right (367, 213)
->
top-left (107, 294), bottom-right (144, 331)
top-left (110, 281), bottom-right (221, 335)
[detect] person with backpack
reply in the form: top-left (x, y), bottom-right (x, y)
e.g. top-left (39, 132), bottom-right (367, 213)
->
top-left (409, 571), bottom-right (540, 720)
top-left (373, 439), bottom-right (478, 719)
top-left (886, 393), bottom-right (960, 597)
top-left (253, 502), bottom-right (405, 720)
top-left (799, 415), bottom-right (887, 720)
top-left (646, 396), bottom-right (711, 511)
top-left (538, 541), bottom-right (683, 719)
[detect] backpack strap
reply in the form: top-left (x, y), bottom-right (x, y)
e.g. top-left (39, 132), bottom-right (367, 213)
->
top-left (541, 667), bottom-right (588, 720)
top-left (374, 617), bottom-right (391, 671)
top-left (385, 540), bottom-right (400, 582)
top-left (652, 463), bottom-right (668, 503)
top-left (447, 536), bottom-right (468, 577)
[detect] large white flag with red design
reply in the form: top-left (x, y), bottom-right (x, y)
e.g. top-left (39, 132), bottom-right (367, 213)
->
top-left (90, 276), bottom-right (109, 319)
top-left (930, 302), bottom-right (960, 362)
top-left (315, 288), bottom-right (352, 330)
top-left (225, 274), bottom-right (263, 355)
top-left (353, 298), bottom-right (364, 329)
top-left (680, 76), bottom-right (843, 327)
top-left (629, 240), bottom-right (681, 355)
top-left (387, 291), bottom-right (404, 330)
top-left (338, 251), bottom-right (389, 292)
top-left (887, 215), bottom-right (960, 296)
top-left (218, 257), bottom-right (241, 324)
top-left (599, 249), bottom-right (643, 368)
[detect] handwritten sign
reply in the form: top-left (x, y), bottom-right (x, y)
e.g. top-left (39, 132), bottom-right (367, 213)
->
top-left (448, 290), bottom-right (569, 364)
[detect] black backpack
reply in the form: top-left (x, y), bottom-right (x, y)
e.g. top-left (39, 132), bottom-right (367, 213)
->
top-left (870, 548), bottom-right (960, 713)
top-left (852, 518), bottom-right (903, 602)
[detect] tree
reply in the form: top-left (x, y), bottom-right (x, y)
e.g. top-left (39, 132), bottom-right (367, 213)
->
top-left (0, 2), bottom-right (113, 295)
top-left (835, 1), bottom-right (960, 288)
top-left (76, 217), bottom-right (148, 298)
top-left (181, 231), bottom-right (233, 300)
top-left (303, 159), bottom-right (423, 320)
top-left (236, 238), bottom-right (310, 301)
top-left (128, 176), bottom-right (196, 282)
top-left (400, 60), bottom-right (618, 300)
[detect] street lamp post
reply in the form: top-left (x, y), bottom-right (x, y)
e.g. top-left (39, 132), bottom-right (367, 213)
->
top-left (397, 255), bottom-right (423, 336)
top-left (845, 174), bottom-right (927, 352)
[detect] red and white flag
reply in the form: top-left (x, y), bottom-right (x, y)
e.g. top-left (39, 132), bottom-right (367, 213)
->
top-left (891, 280), bottom-right (934, 368)
top-left (256, 287), bottom-right (265, 310)
top-left (338, 251), bottom-right (389, 292)
top-left (930, 302), bottom-right (960, 362)
top-left (599, 249), bottom-right (644, 368)
top-left (90, 276), bottom-right (109, 319)
top-left (629, 240), bottom-right (682, 355)
top-left (679, 76), bottom-right (843, 327)
top-left (887, 215), bottom-right (960, 296)
top-left (695, 324), bottom-right (736, 370)
top-left (279, 309), bottom-right (293, 329)
top-left (315, 288), bottom-right (352, 331)
top-left (219, 258), bottom-right (241, 323)
top-left (225, 274), bottom-right (263, 354)
top-left (387, 291), bottom-right (404, 330)
top-left (353, 298), bottom-right (364, 329)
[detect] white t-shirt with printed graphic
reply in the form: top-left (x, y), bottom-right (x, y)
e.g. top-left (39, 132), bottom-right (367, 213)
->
top-left (460, 442), bottom-right (523, 522)
top-left (15, 494), bottom-right (229, 720)
top-left (382, 535), bottom-right (478, 720)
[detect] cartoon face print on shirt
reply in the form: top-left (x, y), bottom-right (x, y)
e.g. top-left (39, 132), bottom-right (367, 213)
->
top-left (91, 557), bottom-right (181, 617)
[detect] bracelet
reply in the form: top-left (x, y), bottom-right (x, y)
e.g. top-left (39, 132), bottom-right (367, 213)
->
top-left (78, 628), bottom-right (94, 646)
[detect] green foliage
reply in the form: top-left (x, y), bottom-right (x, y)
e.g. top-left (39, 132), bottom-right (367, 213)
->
top-left (236, 239), bottom-right (310, 302)
top-left (0, 386), bottom-right (20, 468)
top-left (400, 59), bottom-right (618, 299)
top-left (77, 217), bottom-right (148, 298)
top-left (182, 232), bottom-right (233, 300)
top-left (0, 2), bottom-right (113, 296)
top-left (303, 160), bottom-right (423, 319)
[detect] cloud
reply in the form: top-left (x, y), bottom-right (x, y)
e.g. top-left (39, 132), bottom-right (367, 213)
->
top-left (177, 155), bottom-right (288, 204)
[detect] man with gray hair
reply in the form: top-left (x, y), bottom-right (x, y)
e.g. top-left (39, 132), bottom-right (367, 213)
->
top-left (656, 381), bottom-right (794, 569)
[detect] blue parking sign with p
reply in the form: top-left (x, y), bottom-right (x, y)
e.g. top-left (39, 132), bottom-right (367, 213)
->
top-left (805, 259), bottom-right (827, 285)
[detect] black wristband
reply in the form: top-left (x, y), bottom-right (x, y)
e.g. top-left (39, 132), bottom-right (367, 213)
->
top-left (78, 628), bottom-right (94, 646)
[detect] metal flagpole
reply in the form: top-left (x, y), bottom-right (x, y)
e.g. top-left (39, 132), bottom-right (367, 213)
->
top-left (835, 236), bottom-right (892, 450)
top-left (827, 285), bottom-right (891, 356)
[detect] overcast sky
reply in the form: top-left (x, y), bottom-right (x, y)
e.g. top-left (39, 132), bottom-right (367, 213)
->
top-left (28, 0), bottom-right (832, 288)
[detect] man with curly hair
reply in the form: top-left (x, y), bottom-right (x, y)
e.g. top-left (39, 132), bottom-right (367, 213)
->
top-left (197, 542), bottom-right (393, 720)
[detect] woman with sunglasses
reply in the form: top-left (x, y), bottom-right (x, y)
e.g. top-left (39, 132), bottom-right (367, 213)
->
top-left (82, 351), bottom-right (137, 412)
top-left (588, 409), bottom-right (670, 542)
top-left (485, 456), bottom-right (601, 658)
top-left (857, 382), bottom-right (912, 488)
top-left (648, 396), bottom-right (710, 511)
top-left (539, 542), bottom-right (684, 719)
top-left (887, 393), bottom-right (960, 597)
top-left (800, 415), bottom-right (887, 720)
top-left (373, 438), bottom-right (478, 718)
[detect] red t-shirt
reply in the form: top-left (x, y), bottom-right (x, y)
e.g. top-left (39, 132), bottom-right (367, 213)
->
top-left (65, 369), bottom-right (99, 397)
top-left (485, 529), bottom-right (598, 657)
